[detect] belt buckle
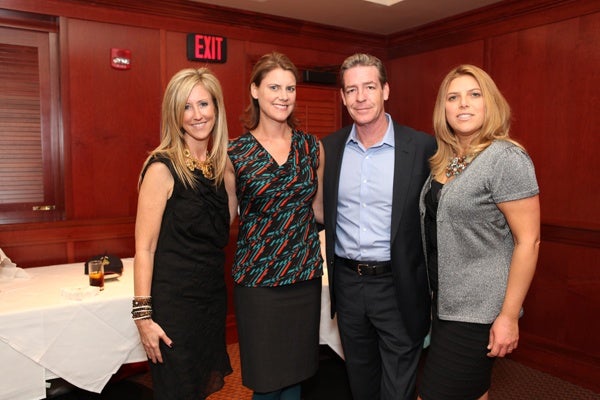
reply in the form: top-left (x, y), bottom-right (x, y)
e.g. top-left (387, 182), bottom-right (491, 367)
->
top-left (356, 263), bottom-right (369, 276)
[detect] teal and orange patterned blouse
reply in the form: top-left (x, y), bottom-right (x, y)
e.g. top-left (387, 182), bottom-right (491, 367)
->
top-left (228, 130), bottom-right (323, 287)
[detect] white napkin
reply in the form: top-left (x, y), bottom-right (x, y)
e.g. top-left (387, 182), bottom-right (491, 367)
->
top-left (0, 248), bottom-right (30, 281)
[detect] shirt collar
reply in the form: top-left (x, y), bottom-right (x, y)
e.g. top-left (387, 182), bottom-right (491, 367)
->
top-left (346, 113), bottom-right (395, 148)
top-left (346, 113), bottom-right (395, 149)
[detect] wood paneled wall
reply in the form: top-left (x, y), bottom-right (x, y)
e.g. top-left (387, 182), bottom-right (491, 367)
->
top-left (1, 0), bottom-right (599, 391)
top-left (0, 0), bottom-right (353, 266)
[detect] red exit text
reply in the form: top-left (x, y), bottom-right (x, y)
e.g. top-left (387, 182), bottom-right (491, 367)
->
top-left (186, 33), bottom-right (227, 63)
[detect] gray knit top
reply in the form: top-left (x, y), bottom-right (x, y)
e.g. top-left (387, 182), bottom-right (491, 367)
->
top-left (419, 140), bottom-right (539, 324)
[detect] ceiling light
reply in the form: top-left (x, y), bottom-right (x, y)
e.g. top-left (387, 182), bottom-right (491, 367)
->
top-left (362, 0), bottom-right (405, 5)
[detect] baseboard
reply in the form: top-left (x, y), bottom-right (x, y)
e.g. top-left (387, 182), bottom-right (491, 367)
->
top-left (513, 332), bottom-right (600, 393)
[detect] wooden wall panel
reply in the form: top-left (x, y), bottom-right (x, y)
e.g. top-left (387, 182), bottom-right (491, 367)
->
top-left (0, 242), bottom-right (68, 268)
top-left (516, 238), bottom-right (600, 392)
top-left (387, 40), bottom-right (485, 134)
top-left (484, 15), bottom-right (600, 388)
top-left (521, 242), bottom-right (600, 348)
top-left (487, 12), bottom-right (600, 229)
top-left (63, 19), bottom-right (162, 220)
top-left (0, 217), bottom-right (135, 267)
top-left (387, 0), bottom-right (600, 59)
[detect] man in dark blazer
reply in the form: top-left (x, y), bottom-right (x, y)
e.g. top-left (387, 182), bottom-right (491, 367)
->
top-left (322, 53), bottom-right (436, 400)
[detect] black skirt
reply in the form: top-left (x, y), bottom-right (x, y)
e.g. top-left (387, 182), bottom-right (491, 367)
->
top-left (420, 183), bottom-right (495, 400)
top-left (234, 278), bottom-right (321, 392)
top-left (418, 310), bottom-right (495, 400)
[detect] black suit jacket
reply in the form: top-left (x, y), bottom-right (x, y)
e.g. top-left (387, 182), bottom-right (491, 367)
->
top-left (322, 120), bottom-right (436, 342)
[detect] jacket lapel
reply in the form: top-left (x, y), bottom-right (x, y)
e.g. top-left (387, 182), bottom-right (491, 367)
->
top-left (391, 123), bottom-right (415, 244)
top-left (324, 127), bottom-right (351, 265)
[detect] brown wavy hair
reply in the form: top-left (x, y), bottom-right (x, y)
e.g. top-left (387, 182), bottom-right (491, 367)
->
top-left (339, 53), bottom-right (388, 88)
top-left (242, 52), bottom-right (299, 131)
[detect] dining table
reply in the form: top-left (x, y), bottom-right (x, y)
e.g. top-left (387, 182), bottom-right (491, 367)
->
top-left (0, 237), bottom-right (344, 400)
top-left (0, 258), bottom-right (146, 400)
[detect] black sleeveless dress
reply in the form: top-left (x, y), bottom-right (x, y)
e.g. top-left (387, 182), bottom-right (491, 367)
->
top-left (144, 156), bottom-right (232, 399)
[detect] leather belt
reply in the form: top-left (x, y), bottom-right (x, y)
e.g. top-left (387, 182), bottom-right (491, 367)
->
top-left (335, 256), bottom-right (392, 276)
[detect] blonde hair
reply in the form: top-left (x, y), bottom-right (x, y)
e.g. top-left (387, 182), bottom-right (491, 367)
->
top-left (242, 52), bottom-right (299, 131)
top-left (430, 64), bottom-right (522, 177)
top-left (139, 68), bottom-right (228, 188)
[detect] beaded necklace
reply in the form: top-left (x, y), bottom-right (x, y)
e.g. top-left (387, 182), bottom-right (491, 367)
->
top-left (184, 148), bottom-right (214, 179)
top-left (445, 153), bottom-right (477, 177)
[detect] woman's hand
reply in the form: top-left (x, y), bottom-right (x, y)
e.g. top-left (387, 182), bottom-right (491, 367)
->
top-left (135, 318), bottom-right (173, 364)
top-left (487, 313), bottom-right (519, 358)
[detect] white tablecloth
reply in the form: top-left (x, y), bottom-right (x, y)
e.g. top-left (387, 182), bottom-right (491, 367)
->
top-left (0, 258), bottom-right (145, 400)
top-left (318, 231), bottom-right (344, 359)
top-left (0, 240), bottom-right (344, 400)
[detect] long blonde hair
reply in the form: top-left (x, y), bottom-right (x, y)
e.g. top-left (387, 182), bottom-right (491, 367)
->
top-left (430, 64), bottom-right (521, 177)
top-left (139, 68), bottom-right (228, 188)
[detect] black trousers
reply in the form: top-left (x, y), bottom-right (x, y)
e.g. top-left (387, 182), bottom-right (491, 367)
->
top-left (334, 262), bottom-right (423, 400)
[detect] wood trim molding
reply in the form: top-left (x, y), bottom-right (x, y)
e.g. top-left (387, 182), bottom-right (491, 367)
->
top-left (513, 331), bottom-right (600, 393)
top-left (0, 8), bottom-right (58, 31)
top-left (1, 0), bottom-right (387, 54)
top-left (0, 217), bottom-right (135, 266)
top-left (387, 0), bottom-right (600, 58)
top-left (0, 216), bottom-right (135, 242)
top-left (4, 0), bottom-right (600, 58)
top-left (541, 223), bottom-right (600, 248)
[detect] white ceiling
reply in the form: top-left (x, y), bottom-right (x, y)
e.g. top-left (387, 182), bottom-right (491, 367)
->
top-left (191, 0), bottom-right (503, 35)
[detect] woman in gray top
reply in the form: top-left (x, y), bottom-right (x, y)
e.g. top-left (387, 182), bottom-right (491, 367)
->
top-left (417, 65), bottom-right (540, 400)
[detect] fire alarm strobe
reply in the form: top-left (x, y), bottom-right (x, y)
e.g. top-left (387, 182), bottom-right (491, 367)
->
top-left (111, 48), bottom-right (131, 70)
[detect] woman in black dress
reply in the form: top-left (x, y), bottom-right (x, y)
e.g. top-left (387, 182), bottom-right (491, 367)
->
top-left (133, 68), bottom-right (232, 399)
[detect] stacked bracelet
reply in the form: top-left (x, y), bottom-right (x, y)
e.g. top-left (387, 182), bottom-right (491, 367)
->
top-left (132, 296), bottom-right (153, 320)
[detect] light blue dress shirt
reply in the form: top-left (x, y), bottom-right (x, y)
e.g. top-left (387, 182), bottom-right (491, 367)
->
top-left (335, 114), bottom-right (395, 261)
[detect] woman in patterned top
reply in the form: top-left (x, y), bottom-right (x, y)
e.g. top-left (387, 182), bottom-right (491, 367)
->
top-left (225, 52), bottom-right (324, 400)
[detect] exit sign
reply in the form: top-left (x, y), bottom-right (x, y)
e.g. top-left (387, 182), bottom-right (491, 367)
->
top-left (186, 33), bottom-right (227, 63)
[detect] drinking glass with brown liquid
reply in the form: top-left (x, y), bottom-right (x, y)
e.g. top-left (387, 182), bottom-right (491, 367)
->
top-left (88, 259), bottom-right (104, 291)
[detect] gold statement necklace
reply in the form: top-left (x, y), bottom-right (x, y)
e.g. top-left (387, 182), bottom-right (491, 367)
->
top-left (184, 148), bottom-right (214, 179)
top-left (445, 153), bottom-right (478, 178)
